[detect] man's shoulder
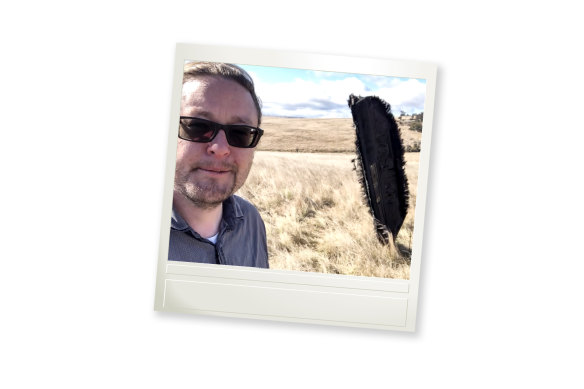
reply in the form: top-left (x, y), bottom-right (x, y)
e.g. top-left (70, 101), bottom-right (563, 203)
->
top-left (224, 195), bottom-right (267, 250)
top-left (224, 195), bottom-right (268, 268)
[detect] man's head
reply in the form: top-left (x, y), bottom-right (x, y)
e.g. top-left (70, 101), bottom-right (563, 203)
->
top-left (174, 62), bottom-right (263, 210)
top-left (182, 62), bottom-right (262, 126)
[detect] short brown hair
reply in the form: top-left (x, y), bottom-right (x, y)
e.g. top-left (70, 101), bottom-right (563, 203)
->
top-left (183, 61), bottom-right (262, 125)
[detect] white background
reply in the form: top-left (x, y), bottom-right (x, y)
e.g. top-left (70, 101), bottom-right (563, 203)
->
top-left (1, 1), bottom-right (582, 388)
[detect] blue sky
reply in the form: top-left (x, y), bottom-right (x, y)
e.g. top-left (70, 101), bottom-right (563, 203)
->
top-left (238, 64), bottom-right (427, 119)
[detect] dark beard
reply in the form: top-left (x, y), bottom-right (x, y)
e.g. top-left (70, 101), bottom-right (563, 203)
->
top-left (174, 168), bottom-right (237, 210)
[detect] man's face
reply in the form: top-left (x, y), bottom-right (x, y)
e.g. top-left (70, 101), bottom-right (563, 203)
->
top-left (175, 76), bottom-right (258, 209)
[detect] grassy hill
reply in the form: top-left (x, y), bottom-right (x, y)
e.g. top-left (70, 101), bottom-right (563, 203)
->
top-left (257, 116), bottom-right (422, 153)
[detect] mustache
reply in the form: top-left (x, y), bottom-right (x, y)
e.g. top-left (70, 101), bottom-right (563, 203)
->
top-left (192, 162), bottom-right (237, 172)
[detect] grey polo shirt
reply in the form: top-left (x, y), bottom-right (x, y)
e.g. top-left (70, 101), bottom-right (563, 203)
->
top-left (168, 195), bottom-right (269, 268)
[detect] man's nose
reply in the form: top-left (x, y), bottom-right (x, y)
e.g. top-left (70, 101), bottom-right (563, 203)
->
top-left (206, 129), bottom-right (231, 157)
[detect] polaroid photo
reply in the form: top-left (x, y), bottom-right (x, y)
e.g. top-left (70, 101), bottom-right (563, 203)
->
top-left (154, 43), bottom-right (436, 331)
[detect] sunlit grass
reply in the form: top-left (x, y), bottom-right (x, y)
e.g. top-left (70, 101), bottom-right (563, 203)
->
top-left (238, 151), bottom-right (418, 279)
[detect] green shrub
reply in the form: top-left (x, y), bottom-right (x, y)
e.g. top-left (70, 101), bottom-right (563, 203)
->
top-left (405, 141), bottom-right (421, 152)
top-left (410, 122), bottom-right (423, 132)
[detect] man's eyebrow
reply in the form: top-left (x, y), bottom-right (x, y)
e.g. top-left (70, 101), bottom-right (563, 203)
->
top-left (186, 110), bottom-right (256, 126)
top-left (229, 115), bottom-right (257, 126)
top-left (187, 110), bottom-right (214, 120)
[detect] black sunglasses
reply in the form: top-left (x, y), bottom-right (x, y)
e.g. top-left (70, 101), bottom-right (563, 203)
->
top-left (179, 116), bottom-right (264, 148)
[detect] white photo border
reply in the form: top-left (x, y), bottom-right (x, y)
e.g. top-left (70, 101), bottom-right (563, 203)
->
top-left (154, 43), bottom-right (436, 331)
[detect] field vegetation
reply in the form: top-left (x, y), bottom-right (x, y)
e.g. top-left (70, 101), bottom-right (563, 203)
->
top-left (237, 116), bottom-right (421, 279)
top-left (258, 116), bottom-right (422, 153)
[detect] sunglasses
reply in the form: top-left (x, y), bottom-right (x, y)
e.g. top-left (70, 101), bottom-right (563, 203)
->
top-left (179, 116), bottom-right (264, 148)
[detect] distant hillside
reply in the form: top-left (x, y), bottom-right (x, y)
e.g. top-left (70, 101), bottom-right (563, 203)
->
top-left (257, 116), bottom-right (422, 153)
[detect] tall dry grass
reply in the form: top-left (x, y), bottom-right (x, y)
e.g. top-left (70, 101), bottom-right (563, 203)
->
top-left (237, 151), bottom-right (419, 279)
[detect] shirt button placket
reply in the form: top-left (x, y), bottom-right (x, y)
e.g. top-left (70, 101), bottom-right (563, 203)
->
top-left (215, 244), bottom-right (224, 264)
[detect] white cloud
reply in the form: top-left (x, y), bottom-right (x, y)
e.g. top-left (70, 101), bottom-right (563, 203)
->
top-left (375, 79), bottom-right (427, 115)
top-left (252, 74), bottom-right (425, 118)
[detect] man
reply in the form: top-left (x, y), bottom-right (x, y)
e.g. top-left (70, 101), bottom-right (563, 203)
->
top-left (168, 62), bottom-right (269, 268)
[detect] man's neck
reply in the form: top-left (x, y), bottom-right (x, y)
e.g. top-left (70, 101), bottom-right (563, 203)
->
top-left (173, 193), bottom-right (223, 239)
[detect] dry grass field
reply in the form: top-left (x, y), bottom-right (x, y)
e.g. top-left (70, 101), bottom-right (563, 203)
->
top-left (258, 116), bottom-right (423, 153)
top-left (237, 116), bottom-right (422, 279)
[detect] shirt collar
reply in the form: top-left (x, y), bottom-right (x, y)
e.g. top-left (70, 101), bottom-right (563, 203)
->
top-left (171, 195), bottom-right (244, 231)
top-left (221, 195), bottom-right (244, 227)
top-left (171, 207), bottom-right (189, 231)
